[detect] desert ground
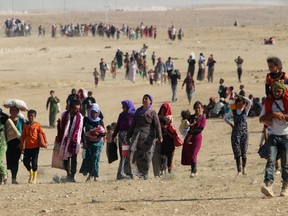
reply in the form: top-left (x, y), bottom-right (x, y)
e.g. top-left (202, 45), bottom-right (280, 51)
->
top-left (1, 5), bottom-right (288, 216)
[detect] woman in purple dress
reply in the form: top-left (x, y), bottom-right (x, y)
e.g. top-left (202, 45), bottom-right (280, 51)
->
top-left (181, 101), bottom-right (206, 178)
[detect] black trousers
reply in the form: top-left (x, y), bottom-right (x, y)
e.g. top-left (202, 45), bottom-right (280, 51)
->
top-left (64, 154), bottom-right (77, 177)
top-left (6, 138), bottom-right (21, 179)
top-left (23, 147), bottom-right (39, 172)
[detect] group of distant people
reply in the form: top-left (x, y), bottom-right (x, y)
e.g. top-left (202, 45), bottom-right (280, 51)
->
top-left (47, 22), bottom-right (157, 39)
top-left (167, 25), bottom-right (184, 40)
top-left (4, 18), bottom-right (32, 37)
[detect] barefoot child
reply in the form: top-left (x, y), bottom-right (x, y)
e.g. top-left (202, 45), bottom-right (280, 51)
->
top-left (20, 109), bottom-right (47, 184)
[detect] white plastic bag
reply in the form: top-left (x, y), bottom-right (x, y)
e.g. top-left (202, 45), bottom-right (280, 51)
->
top-left (57, 103), bottom-right (61, 113)
top-left (3, 99), bottom-right (28, 111)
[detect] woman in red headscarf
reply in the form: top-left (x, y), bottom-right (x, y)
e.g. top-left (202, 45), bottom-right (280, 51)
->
top-left (152, 103), bottom-right (173, 177)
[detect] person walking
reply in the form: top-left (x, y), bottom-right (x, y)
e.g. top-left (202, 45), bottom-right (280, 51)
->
top-left (165, 57), bottom-right (174, 82)
top-left (57, 100), bottom-right (84, 182)
top-left (170, 69), bottom-right (181, 102)
top-left (112, 100), bottom-right (135, 180)
top-left (0, 109), bottom-right (8, 185)
top-left (223, 95), bottom-right (252, 175)
top-left (80, 105), bottom-right (105, 182)
top-left (259, 81), bottom-right (288, 197)
top-left (126, 94), bottom-right (162, 180)
top-left (46, 90), bottom-right (60, 128)
top-left (155, 57), bottom-right (166, 85)
top-left (235, 56), bottom-right (244, 83)
top-left (182, 73), bottom-right (195, 105)
top-left (206, 54), bottom-right (216, 83)
top-left (181, 101), bottom-right (206, 178)
top-left (187, 53), bottom-right (196, 78)
top-left (20, 109), bottom-right (47, 184)
top-left (99, 58), bottom-right (108, 81)
top-left (93, 68), bottom-right (100, 88)
top-left (5, 106), bottom-right (25, 184)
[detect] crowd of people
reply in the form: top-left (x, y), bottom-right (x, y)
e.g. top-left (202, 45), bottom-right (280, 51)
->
top-left (4, 18), bottom-right (32, 37)
top-left (3, 18), bottom-right (161, 39)
top-left (167, 25), bottom-right (184, 40)
top-left (28, 21), bottom-right (158, 39)
top-left (0, 44), bottom-right (287, 198)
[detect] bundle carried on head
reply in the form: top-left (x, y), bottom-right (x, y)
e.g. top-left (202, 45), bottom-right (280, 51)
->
top-left (3, 99), bottom-right (28, 111)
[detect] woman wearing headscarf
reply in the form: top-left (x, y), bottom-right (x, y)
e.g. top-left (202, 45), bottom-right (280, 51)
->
top-left (5, 106), bottom-right (25, 184)
top-left (197, 53), bottom-right (206, 81)
top-left (187, 52), bottom-right (196, 78)
top-left (0, 109), bottom-right (9, 184)
top-left (152, 103), bottom-right (173, 177)
top-left (112, 100), bottom-right (136, 180)
top-left (79, 104), bottom-right (106, 182)
top-left (127, 94), bottom-right (162, 180)
top-left (181, 101), bottom-right (206, 178)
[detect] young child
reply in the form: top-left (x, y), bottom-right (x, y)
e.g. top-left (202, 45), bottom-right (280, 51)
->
top-left (223, 96), bottom-right (252, 175)
top-left (179, 110), bottom-right (191, 139)
top-left (148, 69), bottom-right (155, 85)
top-left (151, 51), bottom-right (156, 66)
top-left (20, 109), bottom-right (47, 184)
top-left (218, 78), bottom-right (227, 99)
top-left (110, 122), bottom-right (117, 147)
top-left (105, 125), bottom-right (113, 144)
top-left (105, 124), bottom-right (113, 158)
top-left (159, 116), bottom-right (175, 175)
top-left (265, 56), bottom-right (288, 97)
top-left (110, 59), bottom-right (117, 79)
top-left (228, 86), bottom-right (237, 110)
top-left (239, 84), bottom-right (245, 96)
top-left (93, 68), bottom-right (100, 88)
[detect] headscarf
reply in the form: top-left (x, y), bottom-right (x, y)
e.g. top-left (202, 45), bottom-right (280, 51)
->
top-left (272, 81), bottom-right (286, 92)
top-left (121, 100), bottom-right (135, 115)
top-left (158, 103), bottom-right (172, 117)
top-left (143, 94), bottom-right (153, 104)
top-left (135, 94), bottom-right (153, 116)
top-left (88, 104), bottom-right (101, 122)
top-left (190, 52), bottom-right (195, 60)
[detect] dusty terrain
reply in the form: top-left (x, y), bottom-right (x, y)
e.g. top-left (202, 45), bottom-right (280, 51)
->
top-left (1, 5), bottom-right (288, 216)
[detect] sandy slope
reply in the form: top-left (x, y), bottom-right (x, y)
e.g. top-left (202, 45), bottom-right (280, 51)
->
top-left (0, 5), bottom-right (288, 216)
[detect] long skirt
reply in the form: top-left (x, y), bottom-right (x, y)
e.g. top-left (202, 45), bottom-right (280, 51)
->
top-left (0, 138), bottom-right (7, 179)
top-left (181, 134), bottom-right (202, 165)
top-left (80, 140), bottom-right (103, 177)
top-left (6, 138), bottom-right (21, 179)
top-left (116, 131), bottom-right (131, 180)
top-left (129, 128), bottom-right (156, 179)
top-left (197, 68), bottom-right (204, 81)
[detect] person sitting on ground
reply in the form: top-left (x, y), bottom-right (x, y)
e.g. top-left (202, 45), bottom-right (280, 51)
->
top-left (209, 98), bottom-right (226, 118)
top-left (248, 95), bottom-right (262, 117)
top-left (264, 37), bottom-right (275, 45)
top-left (205, 97), bottom-right (217, 116)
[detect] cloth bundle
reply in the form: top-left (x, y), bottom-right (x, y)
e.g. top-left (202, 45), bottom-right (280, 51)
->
top-left (3, 99), bottom-right (28, 111)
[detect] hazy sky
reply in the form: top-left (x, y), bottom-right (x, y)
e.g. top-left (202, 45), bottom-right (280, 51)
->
top-left (0, 0), bottom-right (287, 12)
